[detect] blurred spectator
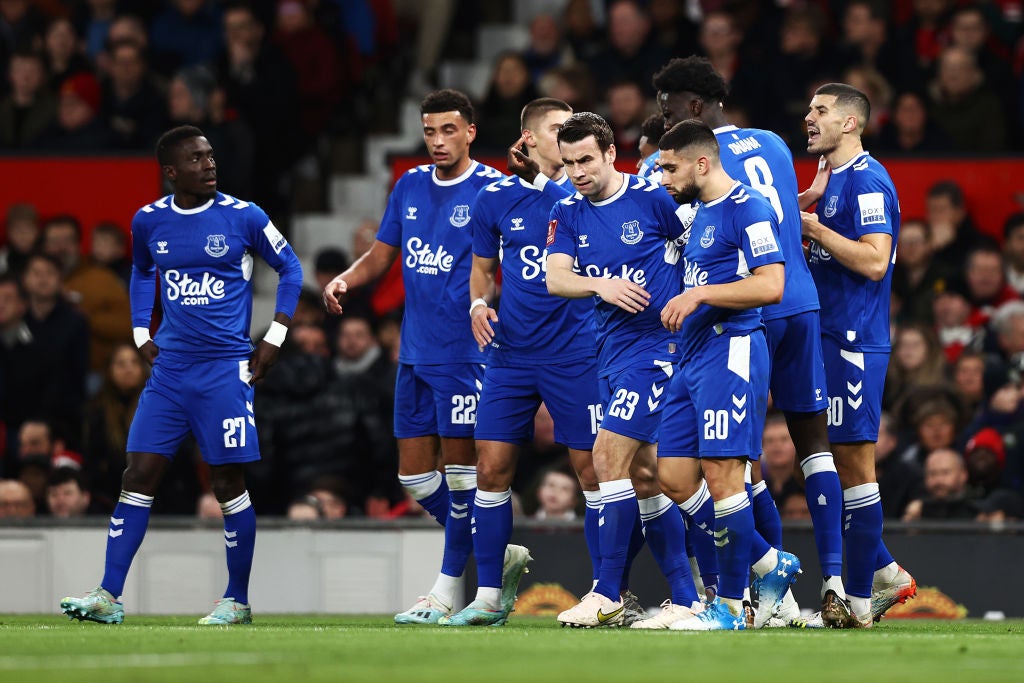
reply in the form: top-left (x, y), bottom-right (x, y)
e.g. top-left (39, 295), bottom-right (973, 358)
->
top-left (990, 299), bottom-right (1024, 366)
top-left (837, 0), bottom-right (913, 89)
top-left (42, 215), bottom-right (131, 379)
top-left (604, 79), bottom-right (648, 153)
top-left (648, 0), bottom-right (698, 56)
top-left (0, 478), bottom-right (34, 518)
top-left (892, 219), bottom-right (945, 324)
top-left (964, 245), bottom-right (1017, 332)
top-left (46, 466), bottom-right (93, 517)
top-left (963, 427), bottom-right (1010, 497)
top-left (286, 494), bottom-right (321, 520)
top-left (952, 348), bottom-right (988, 420)
top-left (928, 182), bottom-right (987, 277)
top-left (216, 2), bottom-right (300, 228)
top-left (531, 467), bottom-right (580, 520)
top-left (349, 219), bottom-right (404, 320)
top-left (521, 13), bottom-right (573, 83)
top-left (149, 0), bottom-right (223, 76)
top-left (895, 388), bottom-right (964, 467)
top-left (929, 45), bottom-right (1007, 153)
top-left (512, 401), bottom-right (565, 494)
top-left (587, 0), bottom-right (670, 97)
top-left (884, 323), bottom-right (948, 410)
top-left (271, 0), bottom-right (341, 142)
top-left (975, 488), bottom-right (1024, 522)
top-left (17, 418), bottom-right (80, 512)
top-left (291, 288), bottom-right (325, 329)
top-left (932, 275), bottom-right (978, 363)
top-left (289, 322), bottom-right (329, 358)
top-left (946, 4), bottom-right (1017, 139)
top-left (392, 0), bottom-right (456, 97)
top-left (0, 203), bottom-right (40, 278)
top-left (82, 342), bottom-right (202, 514)
top-left (475, 51), bottom-right (539, 151)
top-left (35, 71), bottom-right (115, 151)
top-left (89, 222), bottom-right (130, 287)
top-left (894, 0), bottom-right (954, 78)
top-left (21, 252), bottom-right (88, 448)
top-left (0, 273), bottom-right (36, 466)
top-left (905, 447), bottom-right (978, 520)
top-left (375, 312), bottom-right (401, 364)
top-left (697, 10), bottom-right (766, 124)
top-left (537, 63), bottom-right (596, 113)
top-left (335, 315), bottom-right (393, 385)
top-left (167, 65), bottom-right (254, 199)
top-left (876, 88), bottom-right (951, 153)
top-left (0, 50), bottom-right (56, 149)
top-left (307, 475), bottom-right (349, 519)
top-left (0, 0), bottom-right (47, 81)
top-left (93, 13), bottom-right (149, 76)
top-left (760, 411), bottom-right (799, 500)
top-left (876, 411), bottom-right (924, 518)
top-left (101, 39), bottom-right (167, 150)
top-left (1002, 212), bottom-right (1024, 295)
top-left (76, 0), bottom-right (118, 62)
top-left (44, 16), bottom-right (90, 91)
top-left (841, 65), bottom-right (891, 147)
top-left (779, 488), bottom-right (810, 520)
top-left (562, 0), bottom-right (603, 64)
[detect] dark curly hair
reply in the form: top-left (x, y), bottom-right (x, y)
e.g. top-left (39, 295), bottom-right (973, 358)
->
top-left (652, 56), bottom-right (729, 103)
top-left (421, 88), bottom-right (475, 125)
top-left (557, 112), bottom-right (614, 152)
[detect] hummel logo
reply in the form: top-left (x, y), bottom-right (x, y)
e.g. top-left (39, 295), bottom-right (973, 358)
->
top-left (597, 606), bottom-right (624, 624)
top-left (511, 217), bottom-right (524, 231)
top-left (578, 234), bottom-right (590, 248)
top-left (647, 397), bottom-right (660, 412)
top-left (156, 241), bottom-right (169, 254)
top-left (406, 207), bottom-right (418, 220)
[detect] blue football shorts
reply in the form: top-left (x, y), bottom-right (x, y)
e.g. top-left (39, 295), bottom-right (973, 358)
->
top-left (820, 336), bottom-right (889, 443)
top-left (393, 362), bottom-right (485, 439)
top-left (658, 330), bottom-right (770, 460)
top-left (475, 357), bottom-right (600, 450)
top-left (126, 358), bottom-right (259, 465)
top-left (598, 358), bottom-right (677, 443)
top-left (765, 310), bottom-right (829, 414)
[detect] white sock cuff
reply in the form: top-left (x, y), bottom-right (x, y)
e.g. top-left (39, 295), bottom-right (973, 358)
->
top-left (119, 491), bottom-right (154, 508)
top-left (220, 490), bottom-right (251, 515)
top-left (744, 461), bottom-right (752, 484)
top-left (751, 480), bottom-right (769, 497)
top-left (445, 465), bottom-right (477, 491)
top-left (680, 479), bottom-right (710, 515)
top-left (638, 493), bottom-right (674, 520)
top-left (598, 478), bottom-right (635, 503)
top-left (801, 451), bottom-right (838, 477)
top-left (843, 483), bottom-right (881, 510)
top-left (713, 491), bottom-right (750, 518)
top-left (752, 547), bottom-right (779, 577)
top-left (583, 490), bottom-right (602, 509)
top-left (399, 470), bottom-right (443, 500)
top-left (474, 488), bottom-right (511, 508)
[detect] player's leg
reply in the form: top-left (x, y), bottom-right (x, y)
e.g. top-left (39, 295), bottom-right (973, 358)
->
top-left (394, 364), bottom-right (448, 524)
top-left (61, 362), bottom-right (187, 624)
top-left (201, 462), bottom-right (255, 625)
top-left (747, 461), bottom-right (782, 551)
top-left (570, 447), bottom-right (602, 587)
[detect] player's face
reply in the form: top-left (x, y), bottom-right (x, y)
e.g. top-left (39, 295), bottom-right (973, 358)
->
top-left (168, 136), bottom-right (217, 199)
top-left (656, 148), bottom-right (700, 204)
top-left (559, 136), bottom-right (616, 199)
top-left (527, 109), bottom-right (571, 169)
top-left (422, 111), bottom-right (476, 173)
top-left (805, 94), bottom-right (847, 154)
top-left (659, 91), bottom-right (699, 130)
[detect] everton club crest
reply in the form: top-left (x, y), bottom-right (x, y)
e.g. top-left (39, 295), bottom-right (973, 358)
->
top-left (620, 220), bottom-right (643, 245)
top-left (450, 204), bottom-right (471, 227)
top-left (700, 225), bottom-right (716, 249)
top-left (823, 195), bottom-right (839, 218)
top-left (204, 234), bottom-right (229, 258)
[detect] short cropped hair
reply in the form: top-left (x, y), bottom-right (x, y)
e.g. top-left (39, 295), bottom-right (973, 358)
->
top-left (652, 56), bottom-right (728, 102)
top-left (43, 214), bottom-right (82, 241)
top-left (658, 119), bottom-right (720, 157)
top-left (928, 180), bottom-right (965, 208)
top-left (521, 97), bottom-right (572, 131)
top-left (421, 89), bottom-right (475, 125)
top-left (640, 113), bottom-right (665, 145)
top-left (814, 83), bottom-right (870, 131)
top-left (156, 125), bottom-right (204, 166)
top-left (557, 112), bottom-right (614, 152)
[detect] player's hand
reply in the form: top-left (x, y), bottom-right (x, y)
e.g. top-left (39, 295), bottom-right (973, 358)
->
top-left (808, 156), bottom-right (831, 199)
top-left (471, 303), bottom-right (499, 351)
top-left (139, 340), bottom-right (159, 365)
top-left (248, 340), bottom-right (280, 385)
top-left (661, 291), bottom-right (701, 332)
top-left (507, 134), bottom-right (540, 183)
top-left (800, 211), bottom-right (821, 241)
top-left (596, 278), bottom-right (650, 314)
top-left (323, 276), bottom-right (348, 315)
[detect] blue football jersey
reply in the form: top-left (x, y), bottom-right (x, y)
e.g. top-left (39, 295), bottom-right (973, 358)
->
top-left (548, 173), bottom-right (684, 377)
top-left (129, 193), bottom-right (302, 364)
top-left (377, 160), bottom-right (503, 365)
top-left (681, 182), bottom-right (785, 360)
top-left (714, 125), bottom-right (818, 321)
top-left (471, 173), bottom-right (595, 365)
top-left (808, 152), bottom-right (900, 352)
top-left (638, 150), bottom-right (661, 182)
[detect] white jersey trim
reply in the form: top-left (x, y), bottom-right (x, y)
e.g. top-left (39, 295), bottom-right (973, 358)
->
top-left (432, 160), bottom-right (479, 187)
top-left (589, 172), bottom-right (628, 207)
top-left (830, 151), bottom-right (869, 175)
top-left (703, 181), bottom-right (742, 208)
top-left (170, 197), bottom-right (214, 215)
top-left (712, 125), bottom-right (739, 135)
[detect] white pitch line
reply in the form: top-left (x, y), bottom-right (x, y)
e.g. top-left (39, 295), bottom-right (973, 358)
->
top-left (0, 652), bottom-right (282, 670)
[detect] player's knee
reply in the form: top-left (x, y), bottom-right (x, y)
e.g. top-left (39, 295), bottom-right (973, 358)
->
top-left (209, 467), bottom-right (246, 503)
top-left (121, 465), bottom-right (159, 496)
top-left (476, 458), bottom-right (513, 491)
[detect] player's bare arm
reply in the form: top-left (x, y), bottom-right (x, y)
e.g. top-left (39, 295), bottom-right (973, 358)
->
top-left (469, 254), bottom-right (499, 350)
top-left (661, 263), bottom-right (784, 333)
top-left (322, 240), bottom-right (400, 314)
top-left (546, 252), bottom-right (650, 313)
top-left (507, 134), bottom-right (541, 184)
top-left (249, 312), bottom-right (291, 384)
top-left (797, 156), bottom-right (831, 210)
top-left (800, 213), bottom-right (892, 281)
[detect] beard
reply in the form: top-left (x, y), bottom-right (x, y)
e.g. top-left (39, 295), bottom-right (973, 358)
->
top-left (669, 181), bottom-right (700, 205)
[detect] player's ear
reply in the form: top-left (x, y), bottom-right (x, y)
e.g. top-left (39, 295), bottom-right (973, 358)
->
top-left (690, 98), bottom-right (703, 118)
top-left (843, 115), bottom-right (858, 133)
top-left (466, 123), bottom-right (477, 144)
top-left (163, 164), bottom-right (176, 182)
top-left (606, 143), bottom-right (616, 164)
top-left (521, 129), bottom-right (535, 147)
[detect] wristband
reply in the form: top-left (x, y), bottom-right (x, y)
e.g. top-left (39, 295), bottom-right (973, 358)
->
top-left (133, 327), bottom-right (151, 349)
top-left (263, 321), bottom-right (288, 347)
top-left (531, 173), bottom-right (550, 191)
top-left (469, 298), bottom-right (488, 316)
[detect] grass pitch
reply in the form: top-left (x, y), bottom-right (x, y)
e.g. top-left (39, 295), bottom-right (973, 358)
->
top-left (1, 615), bottom-right (1021, 683)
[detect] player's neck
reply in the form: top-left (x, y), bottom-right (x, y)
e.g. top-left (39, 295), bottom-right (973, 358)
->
top-left (546, 165), bottom-right (566, 182)
top-left (593, 171), bottom-right (624, 202)
top-left (698, 168), bottom-right (736, 203)
top-left (704, 112), bottom-right (729, 130)
top-left (435, 155), bottom-right (472, 181)
top-left (825, 139), bottom-right (865, 169)
top-left (173, 191), bottom-right (215, 210)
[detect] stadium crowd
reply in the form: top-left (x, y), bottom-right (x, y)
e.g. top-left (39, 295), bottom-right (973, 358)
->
top-left (2, 0), bottom-right (1024, 524)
